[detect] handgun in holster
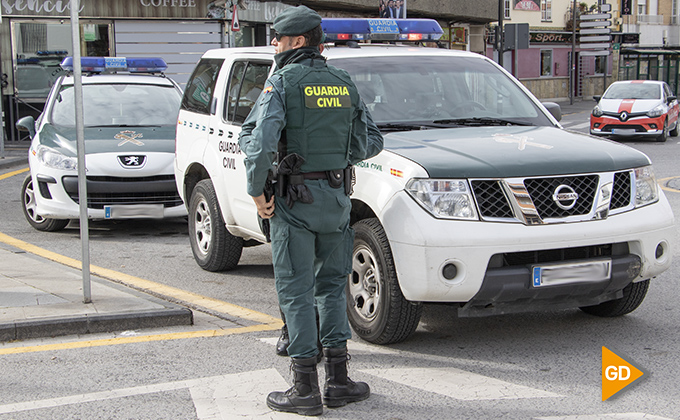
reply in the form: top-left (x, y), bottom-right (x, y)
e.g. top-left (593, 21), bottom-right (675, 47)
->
top-left (259, 168), bottom-right (276, 243)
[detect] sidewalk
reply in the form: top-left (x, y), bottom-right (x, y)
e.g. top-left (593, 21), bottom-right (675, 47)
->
top-left (0, 246), bottom-right (193, 342)
top-left (0, 144), bottom-right (28, 170)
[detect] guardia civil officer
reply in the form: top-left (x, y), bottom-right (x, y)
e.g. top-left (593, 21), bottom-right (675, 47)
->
top-left (238, 5), bottom-right (383, 416)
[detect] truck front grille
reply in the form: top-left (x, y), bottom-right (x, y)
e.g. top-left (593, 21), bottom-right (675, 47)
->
top-left (470, 170), bottom-right (634, 225)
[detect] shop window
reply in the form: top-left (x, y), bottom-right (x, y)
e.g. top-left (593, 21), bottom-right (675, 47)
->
top-left (595, 57), bottom-right (606, 75)
top-left (541, 0), bottom-right (552, 21)
top-left (540, 50), bottom-right (553, 77)
top-left (13, 21), bottom-right (111, 102)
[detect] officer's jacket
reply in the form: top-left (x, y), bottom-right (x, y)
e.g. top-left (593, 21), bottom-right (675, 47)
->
top-left (239, 47), bottom-right (383, 198)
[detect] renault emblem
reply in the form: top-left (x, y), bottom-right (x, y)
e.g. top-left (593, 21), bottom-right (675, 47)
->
top-left (619, 111), bottom-right (629, 122)
top-left (552, 184), bottom-right (578, 210)
top-left (118, 155), bottom-right (146, 168)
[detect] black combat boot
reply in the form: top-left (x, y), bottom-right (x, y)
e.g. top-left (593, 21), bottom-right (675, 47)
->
top-left (323, 347), bottom-right (370, 407)
top-left (267, 356), bottom-right (323, 416)
top-left (276, 323), bottom-right (289, 356)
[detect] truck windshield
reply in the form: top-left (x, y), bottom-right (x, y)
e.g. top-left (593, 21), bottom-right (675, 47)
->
top-left (330, 55), bottom-right (553, 126)
top-left (50, 83), bottom-right (182, 127)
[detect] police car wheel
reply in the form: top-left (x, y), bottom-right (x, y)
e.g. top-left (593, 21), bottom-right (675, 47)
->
top-left (348, 218), bottom-right (422, 345)
top-left (21, 175), bottom-right (69, 232)
top-left (188, 179), bottom-right (243, 272)
top-left (670, 121), bottom-right (679, 137)
top-left (579, 279), bottom-right (649, 317)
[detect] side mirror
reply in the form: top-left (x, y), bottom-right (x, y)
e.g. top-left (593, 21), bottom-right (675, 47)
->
top-left (541, 102), bottom-right (562, 122)
top-left (16, 116), bottom-right (36, 139)
top-left (593, 95), bottom-right (602, 102)
top-left (668, 95), bottom-right (676, 103)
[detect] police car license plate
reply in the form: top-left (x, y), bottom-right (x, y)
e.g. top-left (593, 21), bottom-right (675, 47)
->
top-left (104, 204), bottom-right (164, 219)
top-left (532, 259), bottom-right (611, 287)
top-left (611, 128), bottom-right (636, 135)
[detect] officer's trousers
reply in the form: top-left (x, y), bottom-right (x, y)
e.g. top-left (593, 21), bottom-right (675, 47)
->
top-left (270, 179), bottom-right (353, 359)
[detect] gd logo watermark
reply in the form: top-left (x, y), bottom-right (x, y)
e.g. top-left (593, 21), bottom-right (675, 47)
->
top-left (602, 346), bottom-right (645, 401)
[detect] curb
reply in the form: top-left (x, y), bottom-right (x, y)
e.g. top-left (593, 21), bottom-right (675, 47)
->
top-left (0, 307), bottom-right (193, 342)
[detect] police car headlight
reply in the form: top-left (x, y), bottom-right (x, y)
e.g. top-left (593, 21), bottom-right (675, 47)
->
top-left (36, 145), bottom-right (77, 171)
top-left (592, 105), bottom-right (603, 117)
top-left (634, 166), bottom-right (658, 207)
top-left (406, 179), bottom-right (478, 220)
top-left (647, 104), bottom-right (664, 118)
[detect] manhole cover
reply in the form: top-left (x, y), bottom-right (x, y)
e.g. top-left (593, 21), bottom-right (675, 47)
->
top-left (665, 178), bottom-right (680, 191)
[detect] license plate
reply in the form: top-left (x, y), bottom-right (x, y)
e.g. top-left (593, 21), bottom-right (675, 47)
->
top-left (104, 204), bottom-right (164, 219)
top-left (532, 259), bottom-right (612, 288)
top-left (611, 128), bottom-right (636, 135)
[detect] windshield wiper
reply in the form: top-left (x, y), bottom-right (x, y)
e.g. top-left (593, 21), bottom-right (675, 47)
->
top-left (432, 117), bottom-right (533, 126)
top-left (377, 122), bottom-right (437, 131)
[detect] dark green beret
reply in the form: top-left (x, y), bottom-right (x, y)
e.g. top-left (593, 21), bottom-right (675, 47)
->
top-left (273, 5), bottom-right (322, 36)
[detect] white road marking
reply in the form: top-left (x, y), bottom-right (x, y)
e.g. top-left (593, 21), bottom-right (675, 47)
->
top-left (536, 414), bottom-right (674, 420)
top-left (190, 369), bottom-right (301, 419)
top-left (360, 367), bottom-right (562, 400)
top-left (564, 122), bottom-right (590, 130)
top-left (0, 368), bottom-right (671, 419)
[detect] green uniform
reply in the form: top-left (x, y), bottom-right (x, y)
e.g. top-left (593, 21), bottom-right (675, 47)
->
top-left (239, 47), bottom-right (383, 359)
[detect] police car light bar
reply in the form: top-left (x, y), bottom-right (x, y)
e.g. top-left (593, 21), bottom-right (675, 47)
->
top-left (321, 18), bottom-right (443, 42)
top-left (60, 57), bottom-right (168, 73)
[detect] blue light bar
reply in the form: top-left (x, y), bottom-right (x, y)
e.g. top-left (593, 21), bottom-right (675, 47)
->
top-left (60, 57), bottom-right (168, 73)
top-left (321, 18), bottom-right (444, 42)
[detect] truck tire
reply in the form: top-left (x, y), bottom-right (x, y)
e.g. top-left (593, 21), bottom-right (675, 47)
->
top-left (348, 218), bottom-right (422, 344)
top-left (579, 279), bottom-right (649, 317)
top-left (188, 179), bottom-right (243, 271)
top-left (21, 175), bottom-right (69, 232)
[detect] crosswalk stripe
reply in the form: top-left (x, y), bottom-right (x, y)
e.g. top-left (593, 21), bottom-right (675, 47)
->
top-left (360, 367), bottom-right (562, 400)
top-left (535, 414), bottom-right (674, 420)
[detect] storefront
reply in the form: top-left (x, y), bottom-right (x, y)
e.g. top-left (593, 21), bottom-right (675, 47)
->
top-left (486, 30), bottom-right (613, 100)
top-left (0, 0), bottom-right (295, 142)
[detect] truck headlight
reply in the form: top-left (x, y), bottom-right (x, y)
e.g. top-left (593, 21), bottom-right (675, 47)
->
top-left (36, 145), bottom-right (77, 171)
top-left (634, 166), bottom-right (658, 207)
top-left (592, 105), bottom-right (603, 117)
top-left (647, 104), bottom-right (664, 118)
top-left (405, 179), bottom-right (478, 220)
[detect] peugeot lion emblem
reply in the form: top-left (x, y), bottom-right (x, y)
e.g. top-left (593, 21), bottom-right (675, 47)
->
top-left (118, 155), bottom-right (146, 168)
top-left (552, 184), bottom-right (578, 210)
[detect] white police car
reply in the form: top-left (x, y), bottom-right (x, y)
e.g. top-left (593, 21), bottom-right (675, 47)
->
top-left (174, 19), bottom-right (675, 344)
top-left (17, 57), bottom-right (186, 232)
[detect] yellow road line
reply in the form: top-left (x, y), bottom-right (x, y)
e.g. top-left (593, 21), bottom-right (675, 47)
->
top-left (659, 176), bottom-right (680, 193)
top-left (0, 232), bottom-right (281, 326)
top-left (0, 323), bottom-right (281, 355)
top-left (0, 167), bottom-right (29, 181)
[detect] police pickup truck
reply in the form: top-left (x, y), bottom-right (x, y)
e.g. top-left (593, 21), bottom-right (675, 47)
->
top-left (174, 19), bottom-right (675, 344)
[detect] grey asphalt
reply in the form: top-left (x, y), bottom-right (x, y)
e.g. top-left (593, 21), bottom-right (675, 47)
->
top-left (0, 98), bottom-right (592, 344)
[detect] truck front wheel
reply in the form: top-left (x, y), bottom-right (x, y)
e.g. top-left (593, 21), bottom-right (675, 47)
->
top-left (347, 218), bottom-right (422, 344)
top-left (579, 279), bottom-right (649, 317)
top-left (188, 179), bottom-right (243, 271)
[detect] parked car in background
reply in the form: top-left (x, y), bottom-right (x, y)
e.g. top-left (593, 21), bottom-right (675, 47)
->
top-left (590, 80), bottom-right (679, 142)
top-left (17, 57), bottom-right (186, 232)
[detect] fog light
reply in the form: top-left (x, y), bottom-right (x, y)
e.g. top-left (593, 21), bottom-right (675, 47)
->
top-left (656, 243), bottom-right (664, 259)
top-left (594, 123), bottom-right (600, 128)
top-left (627, 259), bottom-right (642, 279)
top-left (650, 123), bottom-right (657, 129)
top-left (442, 263), bottom-right (457, 280)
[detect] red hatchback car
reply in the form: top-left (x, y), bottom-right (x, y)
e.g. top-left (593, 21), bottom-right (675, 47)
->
top-left (590, 80), bottom-right (679, 142)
